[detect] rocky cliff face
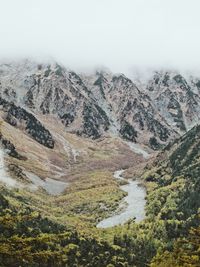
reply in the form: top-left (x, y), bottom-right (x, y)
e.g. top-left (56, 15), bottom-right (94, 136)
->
top-left (144, 71), bottom-right (200, 133)
top-left (1, 60), bottom-right (200, 150)
top-left (0, 97), bottom-right (54, 148)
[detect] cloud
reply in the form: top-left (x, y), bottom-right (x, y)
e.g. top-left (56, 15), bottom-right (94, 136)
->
top-left (0, 0), bottom-right (200, 75)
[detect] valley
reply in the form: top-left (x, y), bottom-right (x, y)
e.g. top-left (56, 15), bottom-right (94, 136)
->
top-left (0, 59), bottom-right (200, 267)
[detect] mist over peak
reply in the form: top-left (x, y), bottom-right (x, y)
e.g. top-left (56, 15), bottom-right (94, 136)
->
top-left (0, 0), bottom-right (200, 77)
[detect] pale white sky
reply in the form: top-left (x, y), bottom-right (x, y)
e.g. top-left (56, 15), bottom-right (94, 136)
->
top-left (0, 0), bottom-right (200, 74)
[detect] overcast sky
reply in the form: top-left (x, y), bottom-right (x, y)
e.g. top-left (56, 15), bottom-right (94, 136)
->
top-left (0, 0), bottom-right (200, 75)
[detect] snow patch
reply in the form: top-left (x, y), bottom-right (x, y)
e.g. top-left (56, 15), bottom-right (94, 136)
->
top-left (0, 149), bottom-right (18, 187)
top-left (125, 141), bottom-right (150, 159)
top-left (55, 133), bottom-right (80, 162)
top-left (24, 171), bottom-right (68, 195)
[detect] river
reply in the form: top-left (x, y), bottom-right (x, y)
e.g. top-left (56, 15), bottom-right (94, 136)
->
top-left (97, 170), bottom-right (146, 228)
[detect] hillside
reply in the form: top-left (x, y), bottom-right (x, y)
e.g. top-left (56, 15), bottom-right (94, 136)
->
top-left (142, 124), bottom-right (200, 265)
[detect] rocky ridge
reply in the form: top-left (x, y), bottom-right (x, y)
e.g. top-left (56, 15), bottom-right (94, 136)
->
top-left (1, 60), bottom-right (200, 150)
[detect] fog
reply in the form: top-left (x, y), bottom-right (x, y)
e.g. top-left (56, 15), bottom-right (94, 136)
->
top-left (0, 0), bottom-right (200, 75)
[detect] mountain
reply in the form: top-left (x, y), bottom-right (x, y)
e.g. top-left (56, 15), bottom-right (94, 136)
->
top-left (82, 71), bottom-right (174, 146)
top-left (0, 60), bottom-right (190, 149)
top-left (0, 60), bottom-right (110, 140)
top-left (144, 70), bottom-right (200, 133)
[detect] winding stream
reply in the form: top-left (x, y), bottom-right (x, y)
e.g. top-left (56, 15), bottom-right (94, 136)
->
top-left (97, 170), bottom-right (146, 228)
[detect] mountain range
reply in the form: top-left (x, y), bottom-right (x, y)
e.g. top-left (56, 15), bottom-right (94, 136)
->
top-left (1, 59), bottom-right (200, 152)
